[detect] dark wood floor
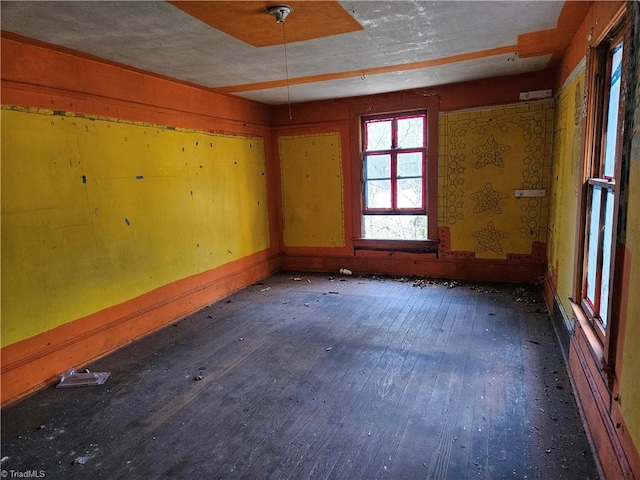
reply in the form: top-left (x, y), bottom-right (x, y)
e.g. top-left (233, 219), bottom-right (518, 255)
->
top-left (1, 272), bottom-right (599, 479)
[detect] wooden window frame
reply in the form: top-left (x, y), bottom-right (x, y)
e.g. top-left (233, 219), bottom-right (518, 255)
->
top-left (349, 96), bottom-right (439, 251)
top-left (362, 111), bottom-right (427, 215)
top-left (571, 9), bottom-right (632, 386)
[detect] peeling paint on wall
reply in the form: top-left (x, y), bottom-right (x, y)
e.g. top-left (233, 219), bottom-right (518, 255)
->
top-left (0, 107), bottom-right (270, 347)
top-left (546, 70), bottom-right (584, 318)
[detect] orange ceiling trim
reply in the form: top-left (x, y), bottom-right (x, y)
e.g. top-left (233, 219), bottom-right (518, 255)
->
top-left (517, 1), bottom-right (593, 63)
top-left (213, 45), bottom-right (519, 94)
top-left (169, 1), bottom-right (363, 47)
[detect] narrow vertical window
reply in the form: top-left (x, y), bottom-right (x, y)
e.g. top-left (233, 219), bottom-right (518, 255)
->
top-left (579, 24), bottom-right (629, 344)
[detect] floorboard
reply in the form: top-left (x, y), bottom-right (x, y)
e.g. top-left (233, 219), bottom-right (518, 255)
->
top-left (0, 273), bottom-right (599, 479)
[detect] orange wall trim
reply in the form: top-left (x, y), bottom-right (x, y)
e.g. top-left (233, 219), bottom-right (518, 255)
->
top-left (555, 1), bottom-right (626, 91)
top-left (281, 254), bottom-right (545, 284)
top-left (0, 251), bottom-right (281, 407)
top-left (216, 45), bottom-right (519, 94)
top-left (569, 328), bottom-right (636, 480)
top-left (271, 70), bottom-right (557, 127)
top-left (0, 34), bottom-right (271, 131)
top-left (518, 1), bottom-right (593, 64)
top-left (544, 258), bottom-right (640, 480)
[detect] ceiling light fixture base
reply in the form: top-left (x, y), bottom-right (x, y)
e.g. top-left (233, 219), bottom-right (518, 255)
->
top-left (267, 5), bottom-right (292, 23)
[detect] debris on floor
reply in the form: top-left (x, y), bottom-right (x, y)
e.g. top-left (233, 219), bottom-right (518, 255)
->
top-left (514, 287), bottom-right (527, 301)
top-left (412, 278), bottom-right (458, 289)
top-left (72, 455), bottom-right (92, 466)
top-left (339, 268), bottom-right (352, 275)
top-left (513, 286), bottom-right (538, 304)
top-left (469, 285), bottom-right (501, 293)
top-left (0, 271), bottom-right (598, 479)
top-left (260, 287), bottom-right (271, 292)
top-left (56, 369), bottom-right (110, 389)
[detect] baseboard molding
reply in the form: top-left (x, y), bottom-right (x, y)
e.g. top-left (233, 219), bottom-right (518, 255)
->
top-left (543, 273), bottom-right (637, 479)
top-left (282, 253), bottom-right (545, 283)
top-left (542, 273), bottom-right (573, 362)
top-left (1, 251), bottom-right (281, 407)
top-left (569, 333), bottom-right (635, 480)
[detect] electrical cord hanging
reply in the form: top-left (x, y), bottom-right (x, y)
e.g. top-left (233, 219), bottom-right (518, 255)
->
top-left (282, 22), bottom-right (292, 120)
top-left (267, 5), bottom-right (293, 119)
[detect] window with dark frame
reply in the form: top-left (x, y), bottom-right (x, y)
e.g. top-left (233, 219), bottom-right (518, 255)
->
top-left (362, 112), bottom-right (428, 240)
top-left (573, 10), bottom-right (632, 373)
top-left (582, 37), bottom-right (624, 339)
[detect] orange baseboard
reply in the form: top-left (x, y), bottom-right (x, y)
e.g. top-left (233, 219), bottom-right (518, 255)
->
top-left (281, 252), bottom-right (545, 283)
top-left (1, 251), bottom-right (281, 407)
top-left (569, 329), bottom-right (636, 480)
top-left (543, 267), bottom-right (639, 479)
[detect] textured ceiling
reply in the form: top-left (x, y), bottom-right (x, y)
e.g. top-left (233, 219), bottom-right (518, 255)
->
top-left (0, 1), bottom-right (590, 105)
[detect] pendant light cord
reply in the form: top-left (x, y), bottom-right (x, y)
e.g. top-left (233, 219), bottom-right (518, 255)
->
top-left (282, 23), bottom-right (292, 119)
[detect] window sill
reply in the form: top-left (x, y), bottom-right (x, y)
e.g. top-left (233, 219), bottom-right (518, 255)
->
top-left (569, 298), bottom-right (607, 369)
top-left (353, 238), bottom-right (439, 254)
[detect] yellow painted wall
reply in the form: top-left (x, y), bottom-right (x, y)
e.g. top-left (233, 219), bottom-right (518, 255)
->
top-left (438, 101), bottom-right (554, 258)
top-left (619, 52), bottom-right (640, 456)
top-left (1, 107), bottom-right (270, 347)
top-left (547, 70), bottom-right (585, 315)
top-left (279, 133), bottom-right (345, 248)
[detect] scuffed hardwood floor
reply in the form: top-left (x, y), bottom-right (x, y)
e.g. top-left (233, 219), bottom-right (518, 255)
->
top-left (1, 272), bottom-right (599, 479)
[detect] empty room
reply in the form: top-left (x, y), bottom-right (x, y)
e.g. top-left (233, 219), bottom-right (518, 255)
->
top-left (1, 1), bottom-right (639, 479)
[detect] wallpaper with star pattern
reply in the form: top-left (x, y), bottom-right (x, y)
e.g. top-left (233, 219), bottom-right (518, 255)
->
top-left (438, 101), bottom-right (554, 259)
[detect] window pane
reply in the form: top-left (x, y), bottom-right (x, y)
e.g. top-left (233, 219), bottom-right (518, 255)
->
top-left (366, 180), bottom-right (391, 208)
top-left (365, 120), bottom-right (392, 151)
top-left (599, 189), bottom-right (615, 328)
top-left (397, 116), bottom-right (424, 148)
top-left (365, 154), bottom-right (391, 180)
top-left (603, 42), bottom-right (623, 179)
top-left (585, 186), bottom-right (602, 307)
top-left (397, 178), bottom-right (423, 209)
top-left (397, 152), bottom-right (423, 177)
top-left (363, 214), bottom-right (427, 240)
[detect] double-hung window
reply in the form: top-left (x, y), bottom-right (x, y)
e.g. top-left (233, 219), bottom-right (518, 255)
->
top-left (582, 38), bottom-right (623, 337)
top-left (574, 12), bottom-right (631, 373)
top-left (362, 112), bottom-right (427, 240)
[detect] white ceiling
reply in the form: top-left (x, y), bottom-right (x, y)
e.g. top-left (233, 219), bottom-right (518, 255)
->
top-left (1, 1), bottom-right (576, 105)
